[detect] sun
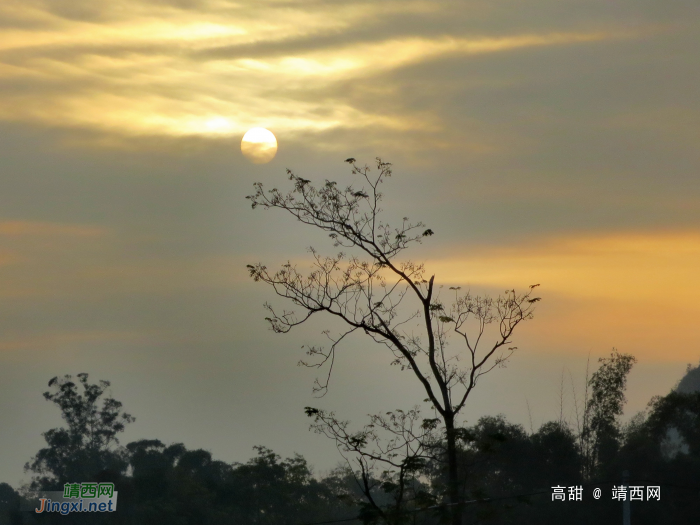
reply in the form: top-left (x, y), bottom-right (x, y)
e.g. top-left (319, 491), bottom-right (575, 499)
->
top-left (241, 128), bottom-right (278, 164)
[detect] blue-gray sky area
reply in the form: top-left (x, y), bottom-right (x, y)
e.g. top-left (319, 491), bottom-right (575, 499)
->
top-left (1, 0), bottom-right (699, 486)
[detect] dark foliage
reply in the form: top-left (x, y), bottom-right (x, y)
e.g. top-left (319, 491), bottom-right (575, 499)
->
top-left (7, 363), bottom-right (700, 525)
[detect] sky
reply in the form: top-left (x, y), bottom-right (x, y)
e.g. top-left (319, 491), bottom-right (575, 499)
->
top-left (1, 0), bottom-right (699, 487)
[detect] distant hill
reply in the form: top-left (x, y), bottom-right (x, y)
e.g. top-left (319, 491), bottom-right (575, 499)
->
top-left (677, 362), bottom-right (700, 393)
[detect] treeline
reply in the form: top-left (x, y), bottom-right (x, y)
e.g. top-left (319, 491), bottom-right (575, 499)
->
top-left (1, 444), bottom-right (360, 525)
top-left (1, 356), bottom-right (699, 524)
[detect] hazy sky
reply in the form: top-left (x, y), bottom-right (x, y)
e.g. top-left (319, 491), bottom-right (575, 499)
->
top-left (1, 0), bottom-right (699, 486)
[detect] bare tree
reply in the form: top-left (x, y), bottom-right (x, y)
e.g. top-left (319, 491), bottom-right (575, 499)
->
top-left (246, 158), bottom-right (540, 525)
top-left (305, 406), bottom-right (440, 525)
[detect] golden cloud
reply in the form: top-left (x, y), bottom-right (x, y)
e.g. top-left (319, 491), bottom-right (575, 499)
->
top-left (0, 0), bottom-right (635, 142)
top-left (0, 221), bottom-right (106, 236)
top-left (426, 230), bottom-right (700, 361)
top-left (428, 230), bottom-right (700, 302)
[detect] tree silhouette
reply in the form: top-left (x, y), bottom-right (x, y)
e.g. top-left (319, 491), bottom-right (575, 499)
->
top-left (25, 373), bottom-right (134, 490)
top-left (305, 406), bottom-right (439, 524)
top-left (0, 482), bottom-right (22, 525)
top-left (247, 158), bottom-right (540, 525)
top-left (579, 350), bottom-right (636, 479)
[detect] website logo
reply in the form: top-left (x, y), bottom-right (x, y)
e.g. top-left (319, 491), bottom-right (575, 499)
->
top-left (31, 483), bottom-right (118, 515)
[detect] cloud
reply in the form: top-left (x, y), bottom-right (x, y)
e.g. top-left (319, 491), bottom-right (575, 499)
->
top-left (421, 230), bottom-right (700, 361)
top-left (0, 329), bottom-right (155, 355)
top-left (0, 0), bottom-right (652, 143)
top-left (428, 230), bottom-right (700, 300)
top-left (0, 220), bottom-right (105, 236)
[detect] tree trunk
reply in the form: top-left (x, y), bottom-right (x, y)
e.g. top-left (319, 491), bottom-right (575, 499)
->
top-left (445, 415), bottom-right (462, 525)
